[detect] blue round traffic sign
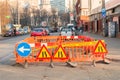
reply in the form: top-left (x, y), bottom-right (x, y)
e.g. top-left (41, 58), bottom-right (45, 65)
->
top-left (16, 42), bottom-right (31, 57)
top-left (102, 8), bottom-right (106, 17)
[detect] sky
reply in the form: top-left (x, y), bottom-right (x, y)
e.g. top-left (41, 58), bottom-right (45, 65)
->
top-left (105, 0), bottom-right (110, 2)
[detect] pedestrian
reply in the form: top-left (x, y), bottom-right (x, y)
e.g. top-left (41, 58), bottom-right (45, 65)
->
top-left (81, 24), bottom-right (84, 34)
top-left (13, 27), bottom-right (16, 36)
top-left (79, 24), bottom-right (84, 34)
top-left (75, 25), bottom-right (78, 30)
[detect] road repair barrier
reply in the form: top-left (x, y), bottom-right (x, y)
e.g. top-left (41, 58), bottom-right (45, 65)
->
top-left (14, 36), bottom-right (108, 68)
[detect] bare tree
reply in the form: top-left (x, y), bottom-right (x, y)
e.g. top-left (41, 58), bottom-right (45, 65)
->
top-left (49, 8), bottom-right (58, 28)
top-left (0, 1), bottom-right (11, 35)
top-left (58, 12), bottom-right (70, 25)
top-left (10, 6), bottom-right (17, 24)
top-left (19, 2), bottom-right (31, 27)
top-left (40, 9), bottom-right (48, 23)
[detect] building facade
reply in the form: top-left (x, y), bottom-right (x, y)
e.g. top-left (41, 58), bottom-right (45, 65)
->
top-left (89, 0), bottom-right (120, 38)
top-left (75, 0), bottom-right (89, 31)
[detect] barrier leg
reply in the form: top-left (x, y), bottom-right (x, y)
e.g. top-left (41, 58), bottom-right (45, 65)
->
top-left (92, 60), bottom-right (96, 67)
top-left (103, 58), bottom-right (110, 64)
top-left (66, 61), bottom-right (78, 68)
top-left (66, 50), bottom-right (77, 68)
top-left (103, 54), bottom-right (110, 64)
top-left (12, 63), bottom-right (21, 66)
top-left (92, 55), bottom-right (96, 67)
top-left (24, 60), bottom-right (28, 68)
top-left (50, 59), bottom-right (54, 68)
top-left (49, 52), bottom-right (54, 68)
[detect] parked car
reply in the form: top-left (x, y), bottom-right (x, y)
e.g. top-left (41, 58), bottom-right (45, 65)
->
top-left (37, 26), bottom-right (51, 35)
top-left (23, 29), bottom-right (28, 34)
top-left (16, 30), bottom-right (20, 35)
top-left (60, 27), bottom-right (75, 36)
top-left (23, 26), bottom-right (30, 34)
top-left (30, 28), bottom-right (48, 36)
top-left (3, 29), bottom-right (14, 37)
top-left (18, 28), bottom-right (24, 35)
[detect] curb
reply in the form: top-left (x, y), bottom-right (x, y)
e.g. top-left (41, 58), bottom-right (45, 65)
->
top-left (0, 37), bottom-right (8, 41)
top-left (106, 55), bottom-right (120, 62)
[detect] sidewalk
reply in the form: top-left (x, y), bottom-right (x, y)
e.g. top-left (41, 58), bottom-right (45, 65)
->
top-left (0, 36), bottom-right (4, 40)
top-left (83, 32), bottom-right (120, 61)
top-left (106, 55), bottom-right (120, 62)
top-left (83, 32), bottom-right (120, 53)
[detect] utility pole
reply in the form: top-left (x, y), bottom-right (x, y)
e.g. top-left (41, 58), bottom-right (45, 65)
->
top-left (88, 0), bottom-right (92, 32)
top-left (69, 0), bottom-right (71, 23)
top-left (101, 0), bottom-right (107, 37)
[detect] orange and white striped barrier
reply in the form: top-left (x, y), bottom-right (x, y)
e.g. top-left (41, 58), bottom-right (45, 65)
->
top-left (14, 36), bottom-right (108, 68)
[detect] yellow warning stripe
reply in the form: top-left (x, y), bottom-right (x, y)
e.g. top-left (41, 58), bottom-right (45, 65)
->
top-left (31, 40), bottom-right (105, 52)
top-left (62, 40), bottom-right (104, 47)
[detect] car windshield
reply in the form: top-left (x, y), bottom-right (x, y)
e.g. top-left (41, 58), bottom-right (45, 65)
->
top-left (68, 26), bottom-right (74, 28)
top-left (61, 28), bottom-right (72, 32)
top-left (18, 29), bottom-right (22, 31)
top-left (33, 29), bottom-right (43, 32)
top-left (43, 28), bottom-right (48, 30)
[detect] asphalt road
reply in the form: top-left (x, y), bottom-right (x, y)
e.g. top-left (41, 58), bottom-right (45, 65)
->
top-left (0, 32), bottom-right (120, 80)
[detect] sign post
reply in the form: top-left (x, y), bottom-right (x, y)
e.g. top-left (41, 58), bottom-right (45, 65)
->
top-left (101, 0), bottom-right (108, 37)
top-left (101, 8), bottom-right (106, 18)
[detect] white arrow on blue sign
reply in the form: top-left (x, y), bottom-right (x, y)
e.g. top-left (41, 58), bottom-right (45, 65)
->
top-left (16, 42), bottom-right (31, 57)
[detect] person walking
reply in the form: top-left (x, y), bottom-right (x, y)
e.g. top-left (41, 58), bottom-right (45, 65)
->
top-left (13, 27), bottom-right (16, 36)
top-left (79, 24), bottom-right (84, 34)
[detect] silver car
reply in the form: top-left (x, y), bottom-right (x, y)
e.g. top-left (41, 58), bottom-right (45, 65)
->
top-left (60, 28), bottom-right (75, 36)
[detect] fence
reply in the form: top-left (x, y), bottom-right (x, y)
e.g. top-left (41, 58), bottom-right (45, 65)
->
top-left (14, 36), bottom-right (108, 68)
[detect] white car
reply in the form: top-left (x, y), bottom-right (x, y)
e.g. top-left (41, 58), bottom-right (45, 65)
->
top-left (60, 28), bottom-right (75, 36)
top-left (67, 24), bottom-right (76, 31)
top-left (18, 28), bottom-right (24, 35)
